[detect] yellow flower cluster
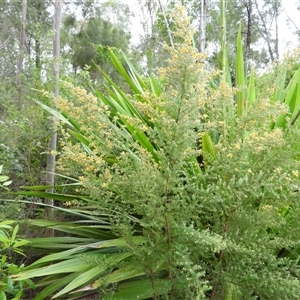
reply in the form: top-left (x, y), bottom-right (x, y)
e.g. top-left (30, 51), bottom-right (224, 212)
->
top-left (158, 6), bottom-right (207, 93)
top-left (244, 128), bottom-right (284, 154)
top-left (63, 200), bottom-right (79, 207)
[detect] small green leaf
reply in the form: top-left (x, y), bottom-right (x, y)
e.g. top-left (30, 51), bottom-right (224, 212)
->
top-left (0, 236), bottom-right (10, 244)
top-left (0, 291), bottom-right (7, 300)
top-left (236, 23), bottom-right (246, 117)
top-left (0, 175), bottom-right (9, 182)
top-left (2, 180), bottom-right (12, 186)
top-left (13, 239), bottom-right (30, 248)
top-left (11, 290), bottom-right (22, 300)
top-left (11, 224), bottom-right (19, 244)
top-left (246, 68), bottom-right (256, 110)
top-left (202, 132), bottom-right (216, 160)
top-left (0, 220), bottom-right (14, 227)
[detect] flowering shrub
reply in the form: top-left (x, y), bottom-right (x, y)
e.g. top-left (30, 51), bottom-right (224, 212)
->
top-left (14, 6), bottom-right (300, 300)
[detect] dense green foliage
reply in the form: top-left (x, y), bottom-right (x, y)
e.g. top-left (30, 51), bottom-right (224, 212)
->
top-left (0, 167), bottom-right (34, 299)
top-left (6, 5), bottom-right (300, 299)
top-left (2, 1), bottom-right (300, 299)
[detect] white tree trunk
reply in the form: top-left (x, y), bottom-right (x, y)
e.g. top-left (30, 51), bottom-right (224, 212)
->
top-left (220, 0), bottom-right (227, 76)
top-left (274, 0), bottom-right (279, 60)
top-left (199, 0), bottom-right (206, 52)
top-left (45, 0), bottom-right (63, 237)
top-left (16, 0), bottom-right (27, 88)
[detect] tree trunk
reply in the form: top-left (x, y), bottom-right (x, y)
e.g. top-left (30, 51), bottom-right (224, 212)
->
top-left (199, 0), bottom-right (206, 52)
top-left (35, 38), bottom-right (41, 69)
top-left (244, 0), bottom-right (252, 66)
top-left (16, 0), bottom-right (27, 89)
top-left (35, 1), bottom-right (42, 73)
top-left (274, 0), bottom-right (279, 60)
top-left (220, 0), bottom-right (227, 78)
top-left (44, 0), bottom-right (63, 237)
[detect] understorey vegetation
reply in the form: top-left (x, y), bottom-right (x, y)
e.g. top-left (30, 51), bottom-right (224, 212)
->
top-left (1, 2), bottom-right (300, 300)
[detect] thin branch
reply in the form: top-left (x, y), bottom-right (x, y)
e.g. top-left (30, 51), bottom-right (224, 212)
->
top-left (283, 7), bottom-right (300, 35)
top-left (253, 0), bottom-right (275, 62)
top-left (158, 0), bottom-right (174, 48)
top-left (0, 36), bottom-right (11, 49)
top-left (199, 0), bottom-right (206, 52)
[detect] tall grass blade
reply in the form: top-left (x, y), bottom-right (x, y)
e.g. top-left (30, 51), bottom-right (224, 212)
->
top-left (202, 132), bottom-right (217, 160)
top-left (53, 252), bottom-right (132, 298)
top-left (247, 67), bottom-right (256, 110)
top-left (236, 23), bottom-right (245, 117)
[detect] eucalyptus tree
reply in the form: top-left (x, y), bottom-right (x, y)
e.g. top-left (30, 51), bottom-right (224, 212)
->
top-left (43, 0), bottom-right (63, 237)
top-left (16, 0), bottom-right (27, 89)
top-left (253, 0), bottom-right (281, 61)
top-left (134, 0), bottom-right (163, 73)
top-left (0, 0), bottom-right (52, 79)
top-left (164, 0), bottom-right (282, 69)
top-left (0, 0), bottom-right (52, 179)
top-left (215, 0), bottom-right (282, 67)
top-left (0, 0), bottom-right (21, 77)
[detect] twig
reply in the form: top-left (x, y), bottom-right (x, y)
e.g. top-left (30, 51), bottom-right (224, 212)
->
top-left (209, 214), bottom-right (230, 300)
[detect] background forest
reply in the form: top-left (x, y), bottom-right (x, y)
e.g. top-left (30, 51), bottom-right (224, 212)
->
top-left (2, 0), bottom-right (300, 299)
